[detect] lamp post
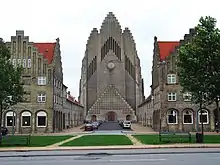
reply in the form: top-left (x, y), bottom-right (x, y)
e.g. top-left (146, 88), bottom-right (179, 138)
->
top-left (7, 96), bottom-right (15, 135)
top-left (216, 95), bottom-right (220, 133)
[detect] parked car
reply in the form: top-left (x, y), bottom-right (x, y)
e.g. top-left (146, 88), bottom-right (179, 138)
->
top-left (122, 121), bottom-right (131, 129)
top-left (92, 121), bottom-right (99, 129)
top-left (84, 123), bottom-right (93, 131)
top-left (1, 127), bottom-right (8, 136)
top-left (119, 120), bottom-right (124, 127)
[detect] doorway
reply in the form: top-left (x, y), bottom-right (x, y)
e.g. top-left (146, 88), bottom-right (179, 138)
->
top-left (107, 111), bottom-right (116, 121)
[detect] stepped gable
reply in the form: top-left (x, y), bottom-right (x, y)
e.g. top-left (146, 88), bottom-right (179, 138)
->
top-left (86, 28), bottom-right (98, 48)
top-left (88, 85), bottom-right (134, 114)
top-left (100, 12), bottom-right (122, 32)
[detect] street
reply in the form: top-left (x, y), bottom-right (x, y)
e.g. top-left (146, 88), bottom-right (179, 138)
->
top-left (1, 148), bottom-right (220, 165)
top-left (97, 121), bottom-right (132, 131)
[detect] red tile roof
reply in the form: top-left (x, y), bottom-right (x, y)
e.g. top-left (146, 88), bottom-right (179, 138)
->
top-left (34, 43), bottom-right (56, 64)
top-left (157, 41), bottom-right (179, 61)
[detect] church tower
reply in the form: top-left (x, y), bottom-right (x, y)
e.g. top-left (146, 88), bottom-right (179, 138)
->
top-left (79, 12), bottom-right (144, 121)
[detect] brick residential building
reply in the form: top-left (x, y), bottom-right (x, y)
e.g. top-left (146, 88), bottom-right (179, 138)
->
top-left (138, 29), bottom-right (217, 132)
top-left (2, 30), bottom-right (83, 134)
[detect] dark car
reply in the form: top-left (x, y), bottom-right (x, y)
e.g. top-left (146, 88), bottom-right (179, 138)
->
top-left (1, 127), bottom-right (8, 136)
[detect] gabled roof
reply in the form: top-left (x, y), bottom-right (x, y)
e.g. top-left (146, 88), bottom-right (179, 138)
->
top-left (34, 43), bottom-right (56, 64)
top-left (157, 41), bottom-right (179, 61)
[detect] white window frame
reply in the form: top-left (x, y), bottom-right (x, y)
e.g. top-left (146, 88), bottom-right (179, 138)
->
top-left (37, 76), bottom-right (47, 85)
top-left (23, 59), bottom-right (26, 68)
top-left (37, 93), bottom-right (46, 103)
top-left (21, 111), bottom-right (31, 127)
top-left (12, 59), bottom-right (16, 66)
top-left (168, 92), bottom-right (176, 101)
top-left (36, 111), bottom-right (47, 127)
top-left (167, 74), bottom-right (176, 84)
top-left (183, 110), bottom-right (193, 124)
top-left (5, 111), bottom-right (16, 127)
top-left (167, 110), bottom-right (178, 124)
top-left (183, 92), bottom-right (192, 101)
top-left (17, 59), bottom-right (21, 66)
top-left (198, 110), bottom-right (209, 124)
top-left (27, 59), bottom-right (31, 68)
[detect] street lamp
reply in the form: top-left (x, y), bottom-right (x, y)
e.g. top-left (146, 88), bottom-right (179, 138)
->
top-left (7, 96), bottom-right (15, 135)
top-left (216, 95), bottom-right (220, 133)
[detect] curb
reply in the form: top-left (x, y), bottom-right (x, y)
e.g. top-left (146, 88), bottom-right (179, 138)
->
top-left (1, 144), bottom-right (220, 152)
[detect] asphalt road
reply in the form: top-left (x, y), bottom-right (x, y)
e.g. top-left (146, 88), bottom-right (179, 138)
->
top-left (97, 121), bottom-right (131, 131)
top-left (1, 148), bottom-right (220, 165)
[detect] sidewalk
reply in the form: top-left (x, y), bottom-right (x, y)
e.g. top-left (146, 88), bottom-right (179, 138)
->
top-left (1, 143), bottom-right (220, 152)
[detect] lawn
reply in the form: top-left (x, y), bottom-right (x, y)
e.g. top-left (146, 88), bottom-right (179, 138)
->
top-left (133, 134), bottom-right (220, 145)
top-left (61, 135), bottom-right (133, 146)
top-left (0, 135), bottom-right (73, 147)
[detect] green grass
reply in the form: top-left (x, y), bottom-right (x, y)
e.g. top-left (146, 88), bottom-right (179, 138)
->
top-left (61, 135), bottom-right (133, 146)
top-left (133, 134), bottom-right (220, 145)
top-left (0, 135), bottom-right (73, 147)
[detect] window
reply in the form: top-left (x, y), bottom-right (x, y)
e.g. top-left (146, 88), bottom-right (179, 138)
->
top-left (37, 76), bottom-right (46, 85)
top-left (17, 59), bottom-right (21, 66)
top-left (5, 111), bottom-right (16, 127)
top-left (23, 59), bottom-right (26, 68)
top-left (21, 111), bottom-right (31, 127)
top-left (12, 59), bottom-right (16, 66)
top-left (37, 93), bottom-right (46, 102)
top-left (168, 92), bottom-right (176, 101)
top-left (183, 92), bottom-right (192, 101)
top-left (27, 59), bottom-right (31, 68)
top-left (183, 110), bottom-right (193, 124)
top-left (36, 111), bottom-right (47, 127)
top-left (167, 74), bottom-right (176, 84)
top-left (167, 110), bottom-right (178, 124)
top-left (198, 110), bottom-right (209, 124)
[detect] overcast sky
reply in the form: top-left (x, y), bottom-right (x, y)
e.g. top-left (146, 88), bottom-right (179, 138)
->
top-left (1, 0), bottom-right (220, 99)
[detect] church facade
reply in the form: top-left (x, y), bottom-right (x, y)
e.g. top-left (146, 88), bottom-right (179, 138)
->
top-left (78, 12), bottom-right (145, 121)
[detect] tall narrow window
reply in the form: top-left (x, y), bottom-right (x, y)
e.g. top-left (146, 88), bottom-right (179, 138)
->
top-left (22, 59), bottom-right (26, 68)
top-left (38, 58), bottom-right (41, 74)
top-left (28, 47), bottom-right (31, 56)
top-left (17, 59), bottom-right (21, 66)
top-left (43, 64), bottom-right (47, 74)
top-left (27, 58), bottom-right (31, 68)
top-left (13, 41), bottom-right (16, 52)
top-left (33, 52), bottom-right (36, 64)
top-left (23, 41), bottom-right (26, 53)
top-left (12, 59), bottom-right (16, 67)
top-left (48, 69), bottom-right (52, 84)
top-left (18, 36), bottom-right (21, 53)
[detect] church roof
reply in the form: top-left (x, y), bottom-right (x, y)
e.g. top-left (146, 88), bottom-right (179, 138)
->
top-left (157, 41), bottom-right (179, 61)
top-left (34, 43), bottom-right (56, 64)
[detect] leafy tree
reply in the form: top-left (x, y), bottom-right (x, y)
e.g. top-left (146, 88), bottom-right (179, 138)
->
top-left (0, 38), bottom-right (23, 142)
top-left (178, 16), bottom-right (220, 136)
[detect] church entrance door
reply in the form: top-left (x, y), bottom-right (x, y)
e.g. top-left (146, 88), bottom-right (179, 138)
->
top-left (107, 111), bottom-right (116, 121)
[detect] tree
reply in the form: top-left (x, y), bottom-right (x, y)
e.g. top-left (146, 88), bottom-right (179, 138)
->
top-left (0, 38), bottom-right (23, 142)
top-left (178, 16), bottom-right (220, 138)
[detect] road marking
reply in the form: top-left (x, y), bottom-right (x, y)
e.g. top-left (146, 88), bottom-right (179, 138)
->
top-left (109, 158), bottom-right (166, 162)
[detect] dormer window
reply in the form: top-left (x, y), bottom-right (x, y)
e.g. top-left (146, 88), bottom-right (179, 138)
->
top-left (167, 74), bottom-right (176, 84)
